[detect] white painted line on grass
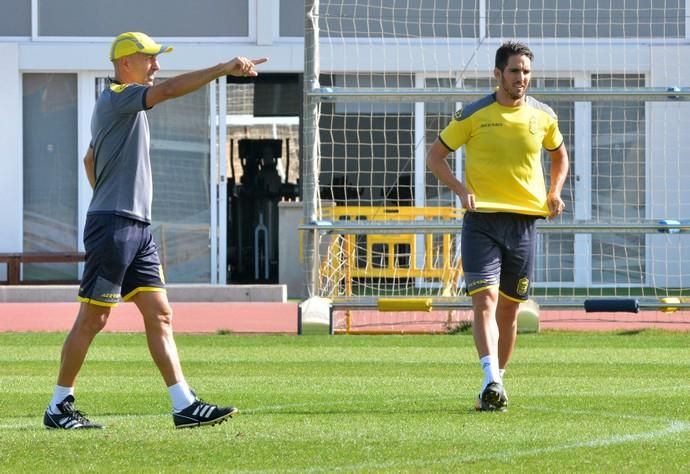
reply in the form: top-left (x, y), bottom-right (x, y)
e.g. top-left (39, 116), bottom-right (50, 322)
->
top-left (294, 419), bottom-right (690, 473)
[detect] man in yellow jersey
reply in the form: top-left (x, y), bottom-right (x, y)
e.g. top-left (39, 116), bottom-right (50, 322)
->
top-left (426, 41), bottom-right (569, 411)
top-left (43, 32), bottom-right (268, 429)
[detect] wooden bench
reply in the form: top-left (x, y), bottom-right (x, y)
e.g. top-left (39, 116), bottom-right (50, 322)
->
top-left (0, 252), bottom-right (86, 285)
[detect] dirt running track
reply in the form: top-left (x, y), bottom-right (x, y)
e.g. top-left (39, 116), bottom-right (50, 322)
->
top-left (0, 303), bottom-right (689, 333)
top-left (0, 302), bottom-right (297, 333)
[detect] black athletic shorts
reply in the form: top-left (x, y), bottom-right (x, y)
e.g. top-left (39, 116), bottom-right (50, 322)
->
top-left (78, 213), bottom-right (165, 307)
top-left (461, 211), bottom-right (538, 302)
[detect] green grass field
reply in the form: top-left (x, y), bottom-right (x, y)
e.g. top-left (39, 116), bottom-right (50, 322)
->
top-left (1, 330), bottom-right (689, 472)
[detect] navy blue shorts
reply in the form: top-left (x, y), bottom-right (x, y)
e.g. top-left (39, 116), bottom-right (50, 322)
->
top-left (78, 214), bottom-right (165, 307)
top-left (461, 212), bottom-right (538, 302)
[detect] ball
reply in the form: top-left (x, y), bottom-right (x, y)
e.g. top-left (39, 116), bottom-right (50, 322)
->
top-left (517, 299), bottom-right (540, 333)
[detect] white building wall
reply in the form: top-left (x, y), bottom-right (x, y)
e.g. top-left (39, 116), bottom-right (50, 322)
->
top-left (0, 43), bottom-right (23, 262)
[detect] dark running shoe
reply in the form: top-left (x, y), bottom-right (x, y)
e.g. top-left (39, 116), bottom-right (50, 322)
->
top-left (498, 386), bottom-right (508, 409)
top-left (475, 382), bottom-right (508, 412)
top-left (43, 395), bottom-right (103, 429)
top-left (173, 397), bottom-right (238, 429)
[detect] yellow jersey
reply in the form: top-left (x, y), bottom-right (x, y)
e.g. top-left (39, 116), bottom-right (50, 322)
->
top-left (439, 93), bottom-right (563, 216)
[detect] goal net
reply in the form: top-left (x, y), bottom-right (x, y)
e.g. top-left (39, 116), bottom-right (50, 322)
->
top-left (301, 0), bottom-right (690, 332)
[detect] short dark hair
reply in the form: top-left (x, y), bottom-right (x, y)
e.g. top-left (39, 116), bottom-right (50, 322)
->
top-left (495, 41), bottom-right (534, 71)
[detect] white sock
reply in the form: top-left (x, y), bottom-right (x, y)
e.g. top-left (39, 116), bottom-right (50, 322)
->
top-left (49, 385), bottom-right (74, 414)
top-left (499, 368), bottom-right (506, 379)
top-left (480, 355), bottom-right (502, 391)
top-left (168, 381), bottom-right (196, 412)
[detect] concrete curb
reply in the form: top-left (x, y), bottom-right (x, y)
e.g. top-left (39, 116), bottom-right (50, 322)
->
top-left (0, 284), bottom-right (287, 303)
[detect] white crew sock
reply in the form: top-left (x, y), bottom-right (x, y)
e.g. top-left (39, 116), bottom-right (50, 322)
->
top-left (168, 381), bottom-right (196, 412)
top-left (499, 368), bottom-right (506, 379)
top-left (479, 355), bottom-right (502, 391)
top-left (49, 385), bottom-right (74, 414)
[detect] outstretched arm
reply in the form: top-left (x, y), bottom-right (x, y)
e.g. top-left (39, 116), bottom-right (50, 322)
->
top-left (426, 139), bottom-right (475, 210)
top-left (146, 57), bottom-right (268, 108)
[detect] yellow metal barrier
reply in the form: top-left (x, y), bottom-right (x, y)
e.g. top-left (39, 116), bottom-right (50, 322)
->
top-left (320, 206), bottom-right (463, 298)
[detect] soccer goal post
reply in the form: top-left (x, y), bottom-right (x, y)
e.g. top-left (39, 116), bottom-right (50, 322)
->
top-left (301, 0), bottom-right (690, 333)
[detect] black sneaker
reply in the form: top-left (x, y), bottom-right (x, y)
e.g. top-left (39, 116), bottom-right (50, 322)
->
top-left (173, 397), bottom-right (238, 429)
top-left (43, 395), bottom-right (103, 429)
top-left (498, 386), bottom-right (508, 409)
top-left (475, 382), bottom-right (508, 412)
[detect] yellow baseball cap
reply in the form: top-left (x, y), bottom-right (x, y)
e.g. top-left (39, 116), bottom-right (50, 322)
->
top-left (109, 32), bottom-right (173, 61)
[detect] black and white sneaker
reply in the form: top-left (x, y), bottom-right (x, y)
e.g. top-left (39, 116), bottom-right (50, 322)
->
top-left (43, 395), bottom-right (103, 429)
top-left (475, 382), bottom-right (508, 412)
top-left (173, 397), bottom-right (238, 429)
